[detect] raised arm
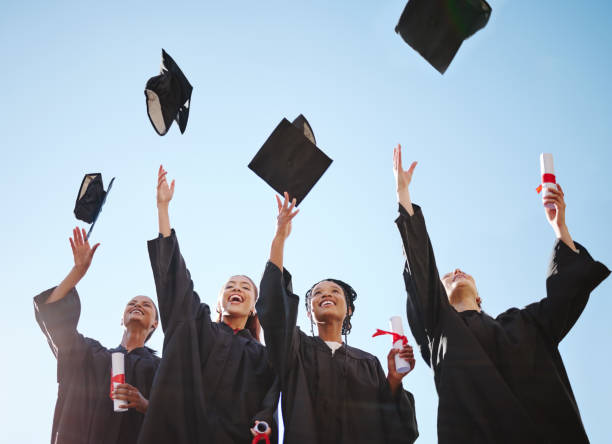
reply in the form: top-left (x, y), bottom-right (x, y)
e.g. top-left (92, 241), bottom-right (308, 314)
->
top-left (148, 165), bottom-right (204, 332)
top-left (157, 164), bottom-right (175, 238)
top-left (393, 145), bottom-right (449, 365)
top-left (522, 185), bottom-right (609, 343)
top-left (34, 227), bottom-right (99, 355)
top-left (256, 193), bottom-right (301, 379)
top-left (46, 227), bottom-right (100, 305)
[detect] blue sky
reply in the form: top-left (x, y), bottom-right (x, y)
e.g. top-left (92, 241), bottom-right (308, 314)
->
top-left (1, 1), bottom-right (611, 442)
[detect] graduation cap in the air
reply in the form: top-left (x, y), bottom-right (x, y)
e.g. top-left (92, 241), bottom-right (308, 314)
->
top-left (395, 0), bottom-right (492, 74)
top-left (145, 49), bottom-right (193, 135)
top-left (248, 115), bottom-right (332, 206)
top-left (74, 174), bottom-right (115, 238)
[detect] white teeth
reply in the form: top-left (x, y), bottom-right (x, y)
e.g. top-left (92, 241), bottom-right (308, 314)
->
top-left (321, 301), bottom-right (334, 307)
top-left (229, 295), bottom-right (243, 303)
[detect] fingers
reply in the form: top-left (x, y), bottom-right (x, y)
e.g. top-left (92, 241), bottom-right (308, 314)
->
top-left (81, 228), bottom-right (89, 244)
top-left (74, 227), bottom-right (83, 246)
top-left (275, 194), bottom-right (282, 212)
top-left (69, 236), bottom-right (76, 255)
top-left (91, 243), bottom-right (101, 256)
top-left (407, 161), bottom-right (418, 176)
top-left (170, 179), bottom-right (175, 195)
top-left (158, 171), bottom-right (168, 188)
top-left (398, 143), bottom-right (403, 170)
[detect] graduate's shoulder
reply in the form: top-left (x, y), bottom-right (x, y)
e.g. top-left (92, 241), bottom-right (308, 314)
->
top-left (344, 343), bottom-right (381, 362)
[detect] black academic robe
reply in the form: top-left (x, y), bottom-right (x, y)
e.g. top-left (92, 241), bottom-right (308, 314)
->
top-left (396, 204), bottom-right (610, 444)
top-left (137, 230), bottom-right (279, 444)
top-left (34, 288), bottom-right (160, 444)
top-left (256, 261), bottom-right (419, 444)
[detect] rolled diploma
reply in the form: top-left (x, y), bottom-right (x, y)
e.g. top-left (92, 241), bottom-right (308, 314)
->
top-left (255, 421), bottom-right (270, 434)
top-left (389, 316), bottom-right (411, 373)
top-left (111, 352), bottom-right (127, 412)
top-left (540, 153), bottom-right (557, 209)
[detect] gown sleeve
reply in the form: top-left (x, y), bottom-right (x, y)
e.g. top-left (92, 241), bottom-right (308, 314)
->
top-left (395, 203), bottom-right (450, 365)
top-left (33, 287), bottom-right (96, 382)
top-left (251, 377), bottom-right (280, 443)
top-left (147, 229), bottom-right (210, 334)
top-left (522, 239), bottom-right (610, 344)
top-left (377, 361), bottom-right (419, 443)
top-left (256, 261), bottom-right (301, 382)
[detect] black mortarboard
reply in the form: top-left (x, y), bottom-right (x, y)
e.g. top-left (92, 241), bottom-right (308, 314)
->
top-left (248, 115), bottom-right (332, 206)
top-left (395, 0), bottom-right (492, 74)
top-left (145, 49), bottom-right (193, 135)
top-left (74, 174), bottom-right (115, 238)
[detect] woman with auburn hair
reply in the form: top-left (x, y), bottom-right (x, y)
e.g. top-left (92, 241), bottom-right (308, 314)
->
top-left (137, 166), bottom-right (278, 444)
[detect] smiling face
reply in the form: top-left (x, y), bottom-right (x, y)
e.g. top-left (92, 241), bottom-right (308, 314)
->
top-left (441, 269), bottom-right (481, 309)
top-left (218, 275), bottom-right (256, 318)
top-left (308, 280), bottom-right (350, 327)
top-left (122, 296), bottom-right (158, 335)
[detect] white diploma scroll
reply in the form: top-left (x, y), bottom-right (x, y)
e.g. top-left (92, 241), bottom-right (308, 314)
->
top-left (111, 352), bottom-right (127, 412)
top-left (540, 153), bottom-right (557, 209)
top-left (389, 316), bottom-right (411, 373)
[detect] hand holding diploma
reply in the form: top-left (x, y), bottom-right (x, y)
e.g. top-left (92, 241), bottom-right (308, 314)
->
top-left (112, 383), bottom-right (149, 414)
top-left (387, 344), bottom-right (416, 395)
top-left (250, 420), bottom-right (271, 444)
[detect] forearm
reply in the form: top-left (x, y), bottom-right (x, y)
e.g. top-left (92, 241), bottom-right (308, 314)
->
top-left (555, 224), bottom-right (578, 253)
top-left (397, 188), bottom-right (414, 216)
top-left (157, 203), bottom-right (171, 238)
top-left (387, 376), bottom-right (402, 396)
top-left (46, 267), bottom-right (84, 304)
top-left (269, 235), bottom-right (285, 271)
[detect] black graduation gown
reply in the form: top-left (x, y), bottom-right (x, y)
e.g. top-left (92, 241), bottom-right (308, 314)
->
top-left (137, 230), bottom-right (279, 444)
top-left (396, 204), bottom-right (610, 444)
top-left (34, 288), bottom-right (160, 444)
top-left (256, 261), bottom-right (419, 444)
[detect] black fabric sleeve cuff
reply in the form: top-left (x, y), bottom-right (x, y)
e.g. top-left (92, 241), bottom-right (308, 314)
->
top-left (33, 287), bottom-right (81, 330)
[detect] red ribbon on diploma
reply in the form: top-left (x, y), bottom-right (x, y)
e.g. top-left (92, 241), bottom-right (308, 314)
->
top-left (372, 329), bottom-right (408, 346)
top-left (536, 173), bottom-right (556, 193)
top-left (252, 433), bottom-right (271, 444)
top-left (109, 373), bottom-right (125, 399)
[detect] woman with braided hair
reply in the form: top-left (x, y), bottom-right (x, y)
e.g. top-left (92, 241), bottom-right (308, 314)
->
top-left (256, 192), bottom-right (419, 444)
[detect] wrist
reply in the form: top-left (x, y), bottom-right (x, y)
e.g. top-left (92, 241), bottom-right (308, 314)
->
top-left (387, 375), bottom-right (402, 394)
top-left (272, 232), bottom-right (287, 244)
top-left (157, 201), bottom-right (170, 210)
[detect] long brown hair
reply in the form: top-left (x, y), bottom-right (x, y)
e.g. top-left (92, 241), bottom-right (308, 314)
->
top-left (215, 275), bottom-right (261, 342)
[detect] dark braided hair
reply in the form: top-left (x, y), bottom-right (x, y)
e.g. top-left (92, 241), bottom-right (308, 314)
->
top-left (305, 278), bottom-right (357, 336)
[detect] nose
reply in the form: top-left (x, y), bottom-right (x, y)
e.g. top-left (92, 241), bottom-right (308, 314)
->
top-left (454, 269), bottom-right (462, 275)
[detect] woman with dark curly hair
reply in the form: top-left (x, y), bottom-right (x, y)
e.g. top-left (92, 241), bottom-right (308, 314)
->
top-left (256, 192), bottom-right (419, 444)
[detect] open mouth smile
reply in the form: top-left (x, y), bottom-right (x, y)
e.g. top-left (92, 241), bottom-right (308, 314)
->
top-left (320, 300), bottom-right (336, 308)
top-left (229, 294), bottom-right (244, 304)
top-left (130, 308), bottom-right (144, 315)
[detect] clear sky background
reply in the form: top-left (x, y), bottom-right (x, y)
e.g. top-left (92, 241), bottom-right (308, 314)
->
top-left (1, 1), bottom-right (611, 442)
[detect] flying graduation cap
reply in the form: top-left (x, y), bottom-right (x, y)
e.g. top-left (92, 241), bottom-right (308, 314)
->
top-left (145, 49), bottom-right (193, 136)
top-left (248, 115), bottom-right (332, 206)
top-left (395, 0), bottom-right (492, 74)
top-left (73, 174), bottom-right (115, 238)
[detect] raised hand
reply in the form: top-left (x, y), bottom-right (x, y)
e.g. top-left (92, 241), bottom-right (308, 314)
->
top-left (542, 186), bottom-right (566, 232)
top-left (157, 164), bottom-right (175, 207)
top-left (69, 227), bottom-right (100, 278)
top-left (393, 144), bottom-right (417, 215)
top-left (275, 192), bottom-right (299, 242)
top-left (542, 184), bottom-right (577, 252)
top-left (112, 383), bottom-right (149, 414)
top-left (387, 344), bottom-right (416, 395)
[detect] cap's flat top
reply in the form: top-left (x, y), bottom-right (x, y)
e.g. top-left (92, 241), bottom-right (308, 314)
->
top-left (248, 118), bottom-right (332, 205)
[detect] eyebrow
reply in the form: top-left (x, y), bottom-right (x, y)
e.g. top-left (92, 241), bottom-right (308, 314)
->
top-left (228, 281), bottom-right (251, 288)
